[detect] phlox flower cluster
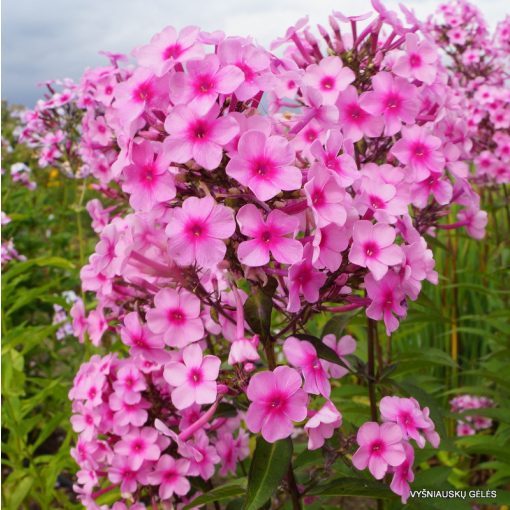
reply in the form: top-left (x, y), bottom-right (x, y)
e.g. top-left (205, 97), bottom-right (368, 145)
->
top-left (352, 396), bottom-right (439, 503)
top-left (427, 0), bottom-right (510, 185)
top-left (10, 162), bottom-right (37, 190)
top-left (18, 1), bottom-right (499, 507)
top-left (450, 394), bottom-right (495, 436)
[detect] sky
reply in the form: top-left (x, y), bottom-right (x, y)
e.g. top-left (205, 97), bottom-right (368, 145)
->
top-left (1, 0), bottom-right (508, 106)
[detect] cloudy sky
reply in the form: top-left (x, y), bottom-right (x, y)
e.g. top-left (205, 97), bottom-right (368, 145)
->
top-left (2, 0), bottom-right (507, 106)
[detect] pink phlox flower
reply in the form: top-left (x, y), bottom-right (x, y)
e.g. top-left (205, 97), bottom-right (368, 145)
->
top-left (286, 244), bottom-right (328, 312)
top-left (169, 54), bottom-right (245, 113)
top-left (70, 403), bottom-right (101, 441)
top-left (148, 454), bottom-right (191, 500)
top-left (352, 421), bottom-right (406, 479)
top-left (70, 298), bottom-right (87, 343)
top-left (87, 307), bottom-right (108, 346)
top-left (108, 453), bottom-right (151, 494)
top-left (457, 207), bottom-right (488, 240)
top-left (322, 334), bottom-right (357, 378)
top-left (183, 431), bottom-right (220, 480)
top-left (401, 239), bottom-right (438, 300)
top-left (360, 72), bottom-right (419, 136)
top-left (146, 287), bottom-right (204, 347)
top-left (114, 68), bottom-right (168, 124)
top-left (312, 223), bottom-right (351, 272)
top-left (380, 396), bottom-right (430, 448)
top-left (112, 363), bottom-right (147, 405)
top-left (310, 130), bottom-right (359, 187)
top-left (410, 172), bottom-right (453, 208)
top-left (392, 33), bottom-right (438, 85)
top-left (164, 102), bottom-right (239, 170)
top-left (365, 271), bottom-right (407, 335)
top-left (114, 426), bottom-right (161, 470)
top-left (122, 141), bottom-right (176, 211)
top-left (109, 393), bottom-right (150, 429)
top-left (390, 441), bottom-right (415, 503)
top-left (120, 312), bottom-right (168, 363)
top-left (304, 166), bottom-right (347, 227)
top-left (217, 38), bottom-right (272, 100)
top-left (304, 400), bottom-right (342, 450)
top-left (283, 336), bottom-right (331, 397)
top-left (236, 204), bottom-right (303, 267)
top-left (226, 130), bottom-right (302, 201)
top-left (134, 25), bottom-right (204, 76)
top-left (348, 220), bottom-right (404, 280)
top-left (164, 343), bottom-right (220, 410)
top-left (336, 85), bottom-right (384, 142)
top-left (246, 366), bottom-right (308, 442)
top-left (86, 199), bottom-right (112, 233)
top-left (165, 196), bottom-right (236, 268)
top-left (356, 177), bottom-right (408, 223)
top-left (302, 56), bottom-right (355, 105)
top-left (228, 335), bottom-right (260, 365)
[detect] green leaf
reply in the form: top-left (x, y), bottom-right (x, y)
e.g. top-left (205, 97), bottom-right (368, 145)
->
top-left (321, 310), bottom-right (359, 338)
top-left (244, 436), bottom-right (293, 510)
top-left (244, 278), bottom-right (277, 342)
top-left (308, 476), bottom-right (396, 499)
top-left (3, 474), bottom-right (33, 509)
top-left (183, 481), bottom-right (247, 510)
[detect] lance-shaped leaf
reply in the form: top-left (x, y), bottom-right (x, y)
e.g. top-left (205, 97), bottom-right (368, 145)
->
top-left (244, 436), bottom-right (293, 510)
top-left (244, 277), bottom-right (277, 342)
top-left (307, 476), bottom-right (395, 499)
top-left (183, 480), bottom-right (247, 510)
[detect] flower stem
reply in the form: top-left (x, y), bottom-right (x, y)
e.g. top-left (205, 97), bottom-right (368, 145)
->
top-left (367, 318), bottom-right (378, 422)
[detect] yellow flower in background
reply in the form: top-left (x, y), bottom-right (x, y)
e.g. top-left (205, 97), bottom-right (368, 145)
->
top-left (47, 167), bottom-right (61, 187)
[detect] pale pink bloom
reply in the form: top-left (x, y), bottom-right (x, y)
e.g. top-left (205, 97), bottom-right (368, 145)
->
top-left (113, 363), bottom-right (147, 405)
top-left (122, 141), bottom-right (176, 211)
top-left (226, 130), bottom-right (302, 201)
top-left (336, 86), bottom-right (384, 142)
top-left (169, 54), bottom-right (244, 113)
top-left (164, 103), bottom-right (239, 170)
top-left (365, 272), bottom-right (407, 335)
top-left (304, 166), bottom-right (347, 227)
top-left (120, 312), bottom-right (167, 363)
top-left (360, 72), bottom-right (419, 136)
top-left (393, 33), bottom-right (438, 85)
top-left (109, 393), bottom-right (150, 428)
top-left (165, 196), bottom-right (236, 268)
top-left (304, 401), bottom-right (342, 450)
top-left (348, 220), bottom-right (403, 280)
top-left (287, 244), bottom-right (327, 313)
top-left (391, 126), bottom-right (445, 180)
top-left (70, 404), bottom-right (100, 441)
top-left (352, 422), bottom-right (406, 479)
top-left (410, 172), bottom-right (452, 208)
top-left (457, 207), bottom-right (487, 239)
top-left (164, 343), bottom-right (220, 410)
top-left (401, 239), bottom-right (438, 300)
top-left (380, 396), bottom-right (430, 448)
top-left (114, 68), bottom-right (168, 123)
top-left (86, 199), bottom-right (111, 233)
top-left (302, 56), bottom-right (355, 104)
top-left (357, 177), bottom-right (408, 224)
top-left (184, 431), bottom-right (220, 480)
top-left (322, 334), bottom-right (357, 378)
top-left (228, 335), bottom-right (260, 365)
top-left (86, 115), bottom-right (112, 146)
top-left (246, 366), bottom-right (308, 443)
top-left (390, 442), bottom-right (415, 504)
top-left (310, 131), bottom-right (358, 187)
top-left (312, 223), bottom-right (350, 272)
top-left (236, 204), bottom-right (302, 266)
top-left (108, 454), bottom-right (151, 494)
top-left (283, 336), bottom-right (330, 397)
top-left (146, 288), bottom-right (204, 347)
top-left (87, 307), bottom-right (107, 346)
top-left (149, 455), bottom-right (191, 500)
top-left (215, 432), bottom-right (245, 476)
top-left (114, 427), bottom-right (161, 469)
top-left (70, 298), bottom-right (87, 343)
top-left (135, 25), bottom-right (204, 76)
top-left (217, 39), bottom-right (272, 101)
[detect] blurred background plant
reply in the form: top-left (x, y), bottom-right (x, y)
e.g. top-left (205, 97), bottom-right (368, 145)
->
top-left (2, 101), bottom-right (96, 509)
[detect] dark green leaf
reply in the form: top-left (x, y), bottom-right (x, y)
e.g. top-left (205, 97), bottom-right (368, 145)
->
top-left (244, 278), bottom-right (277, 342)
top-left (308, 476), bottom-right (396, 499)
top-left (244, 436), bottom-right (293, 510)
